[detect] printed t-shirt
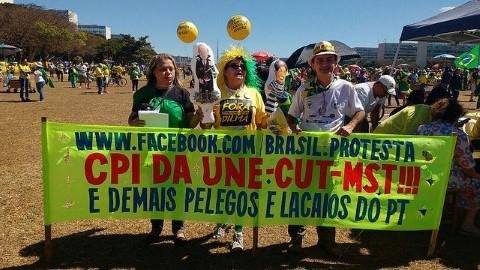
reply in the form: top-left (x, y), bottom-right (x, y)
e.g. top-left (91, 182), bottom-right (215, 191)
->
top-left (214, 86), bottom-right (266, 131)
top-left (288, 77), bottom-right (364, 132)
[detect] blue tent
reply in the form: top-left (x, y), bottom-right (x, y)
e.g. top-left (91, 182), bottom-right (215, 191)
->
top-left (400, 0), bottom-right (480, 43)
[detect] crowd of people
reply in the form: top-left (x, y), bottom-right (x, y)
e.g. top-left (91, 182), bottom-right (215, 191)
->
top-left (1, 60), bottom-right (146, 101)
top-left (126, 41), bottom-right (480, 255)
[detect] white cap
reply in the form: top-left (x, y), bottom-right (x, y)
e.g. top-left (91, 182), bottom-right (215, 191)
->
top-left (378, 75), bottom-right (396, 95)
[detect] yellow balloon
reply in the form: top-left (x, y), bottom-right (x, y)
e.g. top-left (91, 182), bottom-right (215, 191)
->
top-left (227, 15), bottom-right (251, 40)
top-left (177, 21), bottom-right (198, 43)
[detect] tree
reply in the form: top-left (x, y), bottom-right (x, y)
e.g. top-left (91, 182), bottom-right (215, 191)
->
top-left (96, 35), bottom-right (156, 64)
top-left (0, 4), bottom-right (80, 59)
top-left (0, 4), bottom-right (156, 62)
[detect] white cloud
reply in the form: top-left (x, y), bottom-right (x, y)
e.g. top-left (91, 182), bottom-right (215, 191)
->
top-left (439, 6), bottom-right (455, 13)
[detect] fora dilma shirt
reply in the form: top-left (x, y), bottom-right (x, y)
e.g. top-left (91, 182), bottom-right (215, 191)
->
top-left (214, 85), bottom-right (266, 131)
top-left (288, 77), bottom-right (364, 132)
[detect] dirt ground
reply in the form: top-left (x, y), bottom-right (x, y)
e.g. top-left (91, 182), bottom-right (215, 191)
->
top-left (0, 78), bottom-right (479, 270)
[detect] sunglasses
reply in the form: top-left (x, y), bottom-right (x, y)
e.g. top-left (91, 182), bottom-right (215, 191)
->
top-left (227, 62), bottom-right (246, 70)
top-left (313, 57), bottom-right (336, 64)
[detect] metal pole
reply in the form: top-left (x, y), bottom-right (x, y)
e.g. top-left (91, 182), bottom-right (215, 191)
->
top-left (390, 41), bottom-right (402, 75)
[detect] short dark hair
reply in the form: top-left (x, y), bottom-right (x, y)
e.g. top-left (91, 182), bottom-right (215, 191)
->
top-left (425, 86), bottom-right (450, 105)
top-left (430, 98), bottom-right (465, 124)
top-left (407, 90), bottom-right (424, 105)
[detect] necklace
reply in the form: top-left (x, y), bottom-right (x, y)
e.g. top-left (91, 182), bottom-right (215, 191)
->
top-left (225, 84), bottom-right (245, 97)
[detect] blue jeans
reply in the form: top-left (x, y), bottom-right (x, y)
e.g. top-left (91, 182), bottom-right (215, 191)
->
top-left (36, 81), bottom-right (45, 101)
top-left (20, 78), bottom-right (29, 100)
top-left (96, 77), bottom-right (103, 94)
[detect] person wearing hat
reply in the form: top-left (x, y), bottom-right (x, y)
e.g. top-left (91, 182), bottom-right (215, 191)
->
top-left (354, 75), bottom-right (396, 132)
top-left (33, 62), bottom-right (47, 101)
top-left (286, 41), bottom-right (365, 255)
top-left (129, 62), bottom-right (141, 93)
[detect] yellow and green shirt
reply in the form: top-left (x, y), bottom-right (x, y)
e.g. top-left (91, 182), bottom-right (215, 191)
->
top-left (214, 86), bottom-right (266, 131)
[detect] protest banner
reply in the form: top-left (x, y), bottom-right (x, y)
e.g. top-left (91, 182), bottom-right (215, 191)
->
top-left (42, 121), bottom-right (455, 231)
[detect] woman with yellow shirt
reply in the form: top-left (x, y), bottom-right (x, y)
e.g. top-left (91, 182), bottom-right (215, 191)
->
top-left (213, 46), bottom-right (266, 131)
top-left (211, 46), bottom-right (266, 252)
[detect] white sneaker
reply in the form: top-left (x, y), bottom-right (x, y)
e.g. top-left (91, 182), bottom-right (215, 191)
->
top-left (213, 224), bottom-right (226, 239)
top-left (231, 232), bottom-right (244, 251)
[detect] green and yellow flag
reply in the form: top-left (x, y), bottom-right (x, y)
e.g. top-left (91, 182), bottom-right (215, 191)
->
top-left (455, 45), bottom-right (480, 69)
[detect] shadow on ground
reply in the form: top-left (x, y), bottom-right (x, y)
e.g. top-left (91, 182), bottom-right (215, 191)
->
top-left (6, 225), bottom-right (479, 270)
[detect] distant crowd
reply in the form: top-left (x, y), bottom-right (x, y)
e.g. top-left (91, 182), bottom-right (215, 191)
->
top-left (1, 59), bottom-right (147, 101)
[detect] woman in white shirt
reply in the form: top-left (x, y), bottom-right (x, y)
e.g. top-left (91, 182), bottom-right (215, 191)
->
top-left (33, 62), bottom-right (46, 101)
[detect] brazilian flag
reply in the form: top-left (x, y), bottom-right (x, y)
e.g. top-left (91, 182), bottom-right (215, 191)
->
top-left (455, 45), bottom-right (480, 69)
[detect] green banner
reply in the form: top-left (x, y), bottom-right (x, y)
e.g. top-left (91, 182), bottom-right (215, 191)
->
top-left (455, 45), bottom-right (480, 69)
top-left (42, 122), bottom-right (455, 230)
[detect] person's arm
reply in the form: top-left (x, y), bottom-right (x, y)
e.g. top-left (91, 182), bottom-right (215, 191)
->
top-left (370, 104), bottom-right (381, 131)
top-left (287, 114), bottom-right (301, 134)
top-left (128, 111), bottom-right (145, 126)
top-left (286, 86), bottom-right (304, 134)
top-left (187, 107), bottom-right (204, 128)
top-left (256, 91), bottom-right (268, 130)
top-left (336, 110), bottom-right (365, 136)
top-left (452, 131), bottom-right (480, 179)
top-left (337, 84), bottom-right (366, 136)
top-left (469, 119), bottom-right (480, 138)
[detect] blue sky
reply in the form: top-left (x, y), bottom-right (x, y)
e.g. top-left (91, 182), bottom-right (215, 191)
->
top-left (17, 0), bottom-right (468, 58)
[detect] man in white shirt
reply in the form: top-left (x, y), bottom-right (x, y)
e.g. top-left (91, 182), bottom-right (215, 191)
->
top-left (354, 75), bottom-right (396, 131)
top-left (286, 41), bottom-right (365, 256)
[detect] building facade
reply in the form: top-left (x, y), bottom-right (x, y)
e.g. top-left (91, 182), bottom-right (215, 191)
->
top-left (173, 56), bottom-right (192, 67)
top-left (377, 43), bottom-right (418, 61)
top-left (78, 24), bottom-right (111, 39)
top-left (354, 47), bottom-right (378, 60)
top-left (111, 34), bottom-right (125, 39)
top-left (50, 10), bottom-right (78, 27)
top-left (355, 42), bottom-right (477, 67)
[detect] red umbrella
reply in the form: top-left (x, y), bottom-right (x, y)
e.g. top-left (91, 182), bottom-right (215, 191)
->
top-left (348, 64), bottom-right (361, 71)
top-left (252, 51), bottom-right (273, 62)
